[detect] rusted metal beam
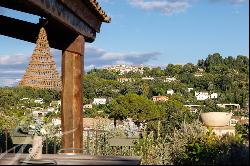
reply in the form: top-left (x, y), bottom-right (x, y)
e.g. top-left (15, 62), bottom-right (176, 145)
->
top-left (0, 0), bottom-right (97, 40)
top-left (61, 35), bottom-right (84, 153)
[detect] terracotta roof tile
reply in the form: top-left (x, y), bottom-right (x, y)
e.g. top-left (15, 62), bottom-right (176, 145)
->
top-left (88, 0), bottom-right (111, 23)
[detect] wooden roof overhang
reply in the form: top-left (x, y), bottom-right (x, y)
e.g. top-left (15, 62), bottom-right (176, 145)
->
top-left (0, 0), bottom-right (111, 50)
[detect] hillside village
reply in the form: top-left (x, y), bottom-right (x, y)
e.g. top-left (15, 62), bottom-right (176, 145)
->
top-left (0, 53), bottom-right (249, 165)
top-left (0, 54), bottom-right (248, 138)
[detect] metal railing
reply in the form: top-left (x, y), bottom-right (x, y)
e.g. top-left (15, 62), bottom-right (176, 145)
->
top-left (0, 128), bottom-right (139, 156)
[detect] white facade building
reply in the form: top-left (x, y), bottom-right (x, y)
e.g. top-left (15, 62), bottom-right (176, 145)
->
top-left (93, 98), bottom-right (107, 105)
top-left (34, 98), bottom-right (44, 104)
top-left (187, 88), bottom-right (194, 92)
top-left (83, 104), bottom-right (93, 109)
top-left (47, 107), bottom-right (55, 112)
top-left (167, 89), bottom-right (174, 95)
top-left (104, 64), bottom-right (144, 75)
top-left (210, 93), bottom-right (218, 99)
top-left (32, 110), bottom-right (48, 117)
top-left (50, 100), bottom-right (61, 107)
top-left (117, 78), bottom-right (134, 83)
top-left (164, 77), bottom-right (176, 83)
top-left (52, 118), bottom-right (61, 126)
top-left (142, 77), bottom-right (155, 81)
top-left (20, 98), bottom-right (30, 101)
top-left (195, 92), bottom-right (210, 101)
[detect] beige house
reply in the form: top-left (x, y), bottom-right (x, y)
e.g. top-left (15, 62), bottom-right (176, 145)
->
top-left (117, 77), bottom-right (135, 83)
top-left (152, 96), bottom-right (169, 103)
top-left (82, 118), bottom-right (113, 130)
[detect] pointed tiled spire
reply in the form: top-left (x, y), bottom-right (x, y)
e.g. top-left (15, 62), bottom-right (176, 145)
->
top-left (19, 27), bottom-right (61, 91)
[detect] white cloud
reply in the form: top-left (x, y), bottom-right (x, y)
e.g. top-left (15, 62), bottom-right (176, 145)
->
top-left (0, 54), bottom-right (29, 65)
top-left (128, 0), bottom-right (248, 15)
top-left (85, 44), bottom-right (161, 68)
top-left (209, 0), bottom-right (248, 4)
top-left (0, 78), bottom-right (20, 87)
top-left (128, 0), bottom-right (192, 15)
top-left (0, 7), bottom-right (4, 14)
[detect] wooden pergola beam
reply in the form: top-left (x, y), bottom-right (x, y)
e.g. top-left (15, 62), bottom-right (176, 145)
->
top-left (0, 0), bottom-right (102, 43)
top-left (0, 15), bottom-right (81, 50)
top-left (61, 36), bottom-right (84, 153)
top-left (0, 0), bottom-right (110, 154)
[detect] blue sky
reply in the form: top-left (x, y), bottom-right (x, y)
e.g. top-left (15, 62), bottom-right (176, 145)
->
top-left (0, 0), bottom-right (249, 86)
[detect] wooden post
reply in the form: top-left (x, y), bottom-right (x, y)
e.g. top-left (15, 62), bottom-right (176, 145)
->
top-left (61, 35), bottom-right (84, 153)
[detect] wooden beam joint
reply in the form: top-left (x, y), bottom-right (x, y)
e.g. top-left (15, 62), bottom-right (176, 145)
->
top-left (65, 36), bottom-right (84, 56)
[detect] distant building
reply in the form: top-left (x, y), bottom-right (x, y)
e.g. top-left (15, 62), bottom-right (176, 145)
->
top-left (50, 100), bottom-right (61, 107)
top-left (187, 88), bottom-right (194, 92)
top-left (152, 96), bottom-right (169, 103)
top-left (47, 107), bottom-right (55, 112)
top-left (93, 98), bottom-right (107, 105)
top-left (217, 103), bottom-right (241, 111)
top-left (34, 98), bottom-right (44, 104)
top-left (163, 77), bottom-right (176, 83)
top-left (194, 73), bottom-right (203, 77)
top-left (184, 104), bottom-right (204, 113)
top-left (229, 116), bottom-right (249, 126)
top-left (52, 118), bottom-right (61, 126)
top-left (82, 118), bottom-right (113, 130)
top-left (117, 77), bottom-right (134, 83)
top-left (210, 93), bottom-right (218, 99)
top-left (104, 64), bottom-right (144, 75)
top-left (142, 77), bottom-right (155, 81)
top-left (83, 104), bottom-right (93, 109)
top-left (167, 89), bottom-right (174, 95)
top-left (194, 68), bottom-right (204, 77)
top-left (20, 98), bottom-right (30, 101)
top-left (195, 92), bottom-right (209, 101)
top-left (32, 110), bottom-right (48, 117)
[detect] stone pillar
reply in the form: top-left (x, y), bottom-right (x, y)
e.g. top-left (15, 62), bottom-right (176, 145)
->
top-left (61, 35), bottom-right (84, 153)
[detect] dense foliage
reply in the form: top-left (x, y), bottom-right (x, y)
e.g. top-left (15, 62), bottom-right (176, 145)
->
top-left (0, 87), bottom-right (60, 130)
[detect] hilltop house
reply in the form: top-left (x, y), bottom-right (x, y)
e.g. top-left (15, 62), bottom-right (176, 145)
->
top-left (104, 64), bottom-right (144, 75)
top-left (50, 100), bottom-right (61, 107)
top-left (194, 68), bottom-right (204, 77)
top-left (52, 118), bottom-right (61, 126)
top-left (167, 89), bottom-right (174, 95)
top-left (34, 98), bottom-right (44, 104)
top-left (83, 104), bottom-right (93, 109)
top-left (82, 118), bottom-right (113, 130)
top-left (20, 98), bottom-right (30, 101)
top-left (210, 92), bottom-right (218, 99)
top-left (163, 77), bottom-right (177, 83)
top-left (195, 92), bottom-right (210, 100)
top-left (217, 103), bottom-right (241, 111)
top-left (187, 88), bottom-right (194, 92)
top-left (152, 96), bottom-right (169, 103)
top-left (117, 77), bottom-right (134, 83)
top-left (184, 104), bottom-right (204, 113)
top-left (93, 98), bottom-right (107, 105)
top-left (32, 109), bottom-right (48, 117)
top-left (47, 107), bottom-right (56, 112)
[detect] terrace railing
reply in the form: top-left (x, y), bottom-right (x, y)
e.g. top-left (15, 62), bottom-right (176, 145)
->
top-left (0, 128), bottom-right (139, 156)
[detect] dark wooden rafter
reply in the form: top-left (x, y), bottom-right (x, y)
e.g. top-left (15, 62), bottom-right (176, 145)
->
top-left (0, 0), bottom-right (110, 49)
top-left (0, 15), bottom-right (81, 50)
